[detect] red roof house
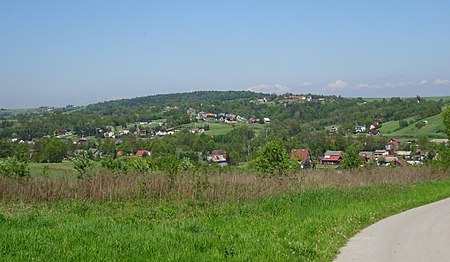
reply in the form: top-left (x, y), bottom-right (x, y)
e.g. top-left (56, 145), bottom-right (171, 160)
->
top-left (290, 149), bottom-right (310, 162)
top-left (320, 151), bottom-right (344, 165)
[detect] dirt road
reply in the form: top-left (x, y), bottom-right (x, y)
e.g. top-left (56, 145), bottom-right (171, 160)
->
top-left (334, 197), bottom-right (450, 262)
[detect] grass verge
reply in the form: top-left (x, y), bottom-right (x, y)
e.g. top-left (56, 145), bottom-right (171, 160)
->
top-left (1, 169), bottom-right (450, 261)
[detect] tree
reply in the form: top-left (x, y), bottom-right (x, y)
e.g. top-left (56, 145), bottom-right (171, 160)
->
top-left (72, 151), bottom-right (93, 179)
top-left (399, 119), bottom-right (408, 128)
top-left (253, 140), bottom-right (291, 176)
top-left (33, 138), bottom-right (68, 163)
top-left (341, 145), bottom-right (363, 169)
top-left (443, 106), bottom-right (450, 138)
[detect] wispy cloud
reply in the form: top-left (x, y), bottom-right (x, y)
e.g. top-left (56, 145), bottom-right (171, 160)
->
top-left (326, 80), bottom-right (349, 90)
top-left (419, 80), bottom-right (428, 85)
top-left (247, 84), bottom-right (291, 94)
top-left (356, 83), bottom-right (370, 89)
top-left (300, 82), bottom-right (313, 87)
top-left (434, 79), bottom-right (450, 85)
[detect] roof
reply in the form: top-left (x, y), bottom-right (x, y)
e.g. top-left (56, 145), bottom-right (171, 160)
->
top-left (322, 155), bottom-right (342, 162)
top-left (324, 150), bottom-right (344, 157)
top-left (210, 150), bottom-right (226, 155)
top-left (290, 149), bottom-right (310, 161)
top-left (135, 150), bottom-right (151, 157)
top-left (389, 138), bottom-right (401, 145)
top-left (359, 151), bottom-right (374, 158)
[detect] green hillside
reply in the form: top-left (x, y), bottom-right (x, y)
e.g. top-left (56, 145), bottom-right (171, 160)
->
top-left (380, 113), bottom-right (446, 139)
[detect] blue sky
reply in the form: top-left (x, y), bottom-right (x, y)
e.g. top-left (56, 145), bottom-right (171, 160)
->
top-left (1, 1), bottom-right (450, 108)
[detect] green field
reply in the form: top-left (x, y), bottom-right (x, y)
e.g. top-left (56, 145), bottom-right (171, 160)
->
top-left (177, 122), bottom-right (269, 137)
top-left (362, 96), bottom-right (450, 103)
top-left (381, 113), bottom-right (446, 139)
top-left (1, 169), bottom-right (450, 261)
top-left (1, 179), bottom-right (449, 261)
top-left (30, 162), bottom-right (78, 177)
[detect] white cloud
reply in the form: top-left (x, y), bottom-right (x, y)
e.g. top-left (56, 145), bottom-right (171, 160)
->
top-left (247, 84), bottom-right (291, 94)
top-left (433, 79), bottom-right (450, 85)
top-left (419, 80), bottom-right (428, 85)
top-left (326, 80), bottom-right (349, 90)
top-left (356, 83), bottom-right (370, 89)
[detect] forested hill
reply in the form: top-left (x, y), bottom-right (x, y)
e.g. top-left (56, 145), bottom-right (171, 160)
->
top-left (0, 90), bottom-right (448, 141)
top-left (85, 90), bottom-right (266, 114)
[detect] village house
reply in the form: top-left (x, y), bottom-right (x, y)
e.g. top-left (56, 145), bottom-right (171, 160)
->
top-left (329, 126), bottom-right (339, 133)
top-left (386, 138), bottom-right (401, 152)
top-left (359, 151), bottom-right (375, 163)
top-left (373, 149), bottom-right (389, 157)
top-left (120, 128), bottom-right (130, 135)
top-left (355, 125), bottom-right (366, 133)
top-left (319, 151), bottom-right (344, 165)
top-left (207, 150), bottom-right (228, 166)
top-left (190, 128), bottom-right (205, 134)
top-left (103, 131), bottom-right (115, 138)
top-left (139, 119), bottom-right (152, 125)
top-left (290, 149), bottom-right (312, 169)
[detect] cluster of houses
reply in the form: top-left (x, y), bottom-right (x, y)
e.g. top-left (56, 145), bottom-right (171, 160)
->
top-left (291, 138), bottom-right (433, 168)
top-left (196, 112), bottom-right (271, 125)
top-left (330, 122), bottom-right (382, 135)
top-left (283, 95), bottom-right (313, 102)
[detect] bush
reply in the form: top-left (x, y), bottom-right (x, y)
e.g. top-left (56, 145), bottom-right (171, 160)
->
top-left (253, 140), bottom-right (291, 176)
top-left (431, 147), bottom-right (450, 171)
top-left (72, 151), bottom-right (93, 179)
top-left (126, 157), bottom-right (152, 173)
top-left (341, 145), bottom-right (364, 169)
top-left (0, 157), bottom-right (30, 178)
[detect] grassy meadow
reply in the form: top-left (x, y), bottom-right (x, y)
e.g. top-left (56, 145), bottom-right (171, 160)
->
top-left (379, 113), bottom-right (446, 139)
top-left (1, 167), bottom-right (450, 261)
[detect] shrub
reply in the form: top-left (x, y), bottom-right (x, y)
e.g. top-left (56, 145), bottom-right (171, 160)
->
top-left (253, 140), bottom-right (291, 176)
top-left (341, 145), bottom-right (364, 169)
top-left (431, 147), bottom-right (450, 171)
top-left (72, 151), bottom-right (93, 179)
top-left (0, 157), bottom-right (30, 178)
top-left (126, 157), bottom-right (152, 173)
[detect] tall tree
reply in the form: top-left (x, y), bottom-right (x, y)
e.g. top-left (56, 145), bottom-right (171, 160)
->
top-left (443, 106), bottom-right (450, 138)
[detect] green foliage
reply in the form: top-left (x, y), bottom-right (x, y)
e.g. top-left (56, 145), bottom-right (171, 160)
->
top-left (399, 119), bottom-right (409, 128)
top-left (429, 146), bottom-right (450, 171)
top-left (101, 157), bottom-right (128, 172)
top-left (126, 157), bottom-right (152, 174)
top-left (72, 151), bottom-right (93, 178)
top-left (253, 140), bottom-right (290, 176)
top-left (341, 145), bottom-right (363, 169)
top-left (443, 106), bottom-right (450, 138)
top-left (1, 179), bottom-right (450, 261)
top-left (0, 156), bottom-right (30, 178)
top-left (155, 154), bottom-right (182, 177)
top-left (33, 137), bottom-right (68, 163)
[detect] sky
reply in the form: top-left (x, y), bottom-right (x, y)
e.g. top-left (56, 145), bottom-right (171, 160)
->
top-left (1, 1), bottom-right (450, 108)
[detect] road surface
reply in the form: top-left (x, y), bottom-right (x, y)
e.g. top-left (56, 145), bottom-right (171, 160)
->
top-left (334, 197), bottom-right (450, 262)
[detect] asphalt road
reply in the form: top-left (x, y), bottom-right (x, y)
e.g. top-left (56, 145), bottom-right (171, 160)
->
top-left (334, 197), bottom-right (450, 262)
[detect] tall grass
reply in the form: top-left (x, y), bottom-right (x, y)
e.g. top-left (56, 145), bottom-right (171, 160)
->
top-left (1, 166), bottom-right (448, 203)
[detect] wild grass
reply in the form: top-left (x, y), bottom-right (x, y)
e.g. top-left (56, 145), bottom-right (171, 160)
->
top-left (1, 167), bottom-right (450, 261)
top-left (1, 166), bottom-right (448, 203)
